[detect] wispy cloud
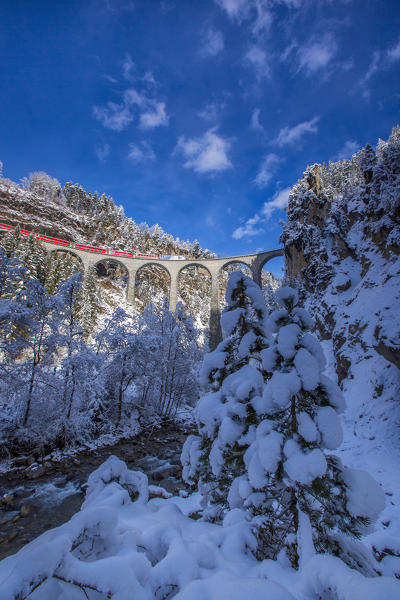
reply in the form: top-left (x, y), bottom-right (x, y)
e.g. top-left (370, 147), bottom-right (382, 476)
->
top-left (335, 140), bottom-right (359, 161)
top-left (232, 186), bottom-right (290, 239)
top-left (250, 108), bottom-right (265, 134)
top-left (232, 214), bottom-right (263, 240)
top-left (175, 129), bottom-right (232, 174)
top-left (215, 0), bottom-right (272, 36)
top-left (297, 35), bottom-right (337, 75)
top-left (245, 45), bottom-right (270, 79)
top-left (127, 141), bottom-right (155, 162)
top-left (387, 38), bottom-right (400, 62)
top-left (198, 102), bottom-right (226, 122)
top-left (96, 143), bottom-right (110, 162)
top-left (275, 116), bottom-right (319, 146)
top-left (139, 102), bottom-right (169, 129)
top-left (93, 102), bottom-right (134, 131)
top-left (200, 29), bottom-right (224, 57)
top-left (358, 38), bottom-right (400, 98)
top-left (122, 53), bottom-right (136, 82)
top-left (261, 186), bottom-right (290, 218)
top-left (254, 153), bottom-right (280, 188)
top-left (93, 62), bottom-right (168, 132)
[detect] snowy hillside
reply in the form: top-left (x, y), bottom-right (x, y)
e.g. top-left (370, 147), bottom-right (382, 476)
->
top-left (281, 126), bottom-right (400, 576)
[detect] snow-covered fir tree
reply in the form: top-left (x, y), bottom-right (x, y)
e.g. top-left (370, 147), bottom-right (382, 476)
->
top-left (183, 279), bottom-right (385, 572)
top-left (79, 265), bottom-right (100, 337)
top-left (235, 286), bottom-right (384, 570)
top-left (181, 272), bottom-right (270, 519)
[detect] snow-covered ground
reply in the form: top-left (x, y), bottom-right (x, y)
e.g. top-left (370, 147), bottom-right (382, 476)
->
top-left (0, 456), bottom-right (398, 600)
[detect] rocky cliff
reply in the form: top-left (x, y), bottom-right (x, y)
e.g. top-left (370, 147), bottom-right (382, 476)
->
top-left (281, 127), bottom-right (400, 554)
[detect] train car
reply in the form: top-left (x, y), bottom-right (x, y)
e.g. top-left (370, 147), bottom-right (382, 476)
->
top-left (0, 222), bottom-right (15, 232)
top-left (134, 253), bottom-right (159, 260)
top-left (108, 250), bottom-right (134, 258)
top-left (36, 233), bottom-right (70, 247)
top-left (0, 222), bottom-right (163, 259)
top-left (74, 243), bottom-right (107, 254)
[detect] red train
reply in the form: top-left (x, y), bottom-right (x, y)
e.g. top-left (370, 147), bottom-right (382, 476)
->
top-left (0, 222), bottom-right (159, 260)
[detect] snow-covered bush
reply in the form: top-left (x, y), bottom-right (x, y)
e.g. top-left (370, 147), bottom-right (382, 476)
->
top-left (1, 456), bottom-right (398, 600)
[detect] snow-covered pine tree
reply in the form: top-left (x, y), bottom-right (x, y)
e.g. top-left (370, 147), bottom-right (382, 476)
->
top-left (237, 286), bottom-right (384, 570)
top-left (79, 266), bottom-right (100, 337)
top-left (45, 251), bottom-right (82, 294)
top-left (181, 272), bottom-right (270, 520)
top-left (1, 224), bottom-right (21, 257)
top-left (18, 234), bottom-right (47, 284)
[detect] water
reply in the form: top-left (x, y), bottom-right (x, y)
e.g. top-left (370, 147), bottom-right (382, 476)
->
top-left (0, 424), bottom-right (189, 560)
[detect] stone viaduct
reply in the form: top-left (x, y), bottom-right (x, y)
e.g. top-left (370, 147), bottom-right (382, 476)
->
top-left (39, 241), bottom-right (284, 349)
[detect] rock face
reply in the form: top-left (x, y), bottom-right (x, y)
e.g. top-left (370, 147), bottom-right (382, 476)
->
top-left (282, 127), bottom-right (400, 379)
top-left (281, 127), bottom-right (400, 466)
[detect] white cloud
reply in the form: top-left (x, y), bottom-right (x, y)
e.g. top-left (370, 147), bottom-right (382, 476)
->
top-left (93, 63), bottom-right (168, 132)
top-left (276, 116), bottom-right (319, 146)
top-left (139, 101), bottom-right (169, 129)
top-left (232, 214), bottom-right (263, 239)
top-left (363, 51), bottom-right (381, 84)
top-left (215, 0), bottom-right (251, 21)
top-left (96, 143), bottom-right (110, 162)
top-left (250, 108), bottom-right (265, 134)
top-left (297, 35), bottom-right (337, 75)
top-left (261, 186), bottom-right (290, 218)
top-left (387, 38), bottom-right (400, 61)
top-left (254, 153), bottom-right (280, 188)
top-left (200, 29), bottom-right (224, 57)
top-left (335, 140), bottom-right (359, 160)
top-left (127, 141), bottom-right (155, 162)
top-left (215, 0), bottom-right (272, 36)
top-left (176, 129), bottom-right (232, 174)
top-left (123, 88), bottom-right (146, 107)
top-left (357, 41), bottom-right (400, 98)
top-left (281, 40), bottom-right (297, 62)
top-left (93, 102), bottom-right (134, 131)
top-left (232, 186), bottom-right (290, 239)
top-left (245, 45), bottom-right (270, 79)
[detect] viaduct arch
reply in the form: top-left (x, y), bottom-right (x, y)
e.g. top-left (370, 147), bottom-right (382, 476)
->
top-left (39, 240), bottom-right (284, 349)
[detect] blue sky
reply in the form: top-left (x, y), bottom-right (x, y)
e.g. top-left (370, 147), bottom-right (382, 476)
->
top-left (0, 0), bottom-right (399, 272)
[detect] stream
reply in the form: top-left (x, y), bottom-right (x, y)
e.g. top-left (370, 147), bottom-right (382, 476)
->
top-left (0, 423), bottom-right (189, 561)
